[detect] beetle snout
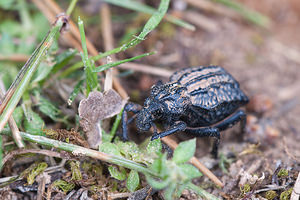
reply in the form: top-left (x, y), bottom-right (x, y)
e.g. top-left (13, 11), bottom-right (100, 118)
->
top-left (136, 110), bottom-right (152, 132)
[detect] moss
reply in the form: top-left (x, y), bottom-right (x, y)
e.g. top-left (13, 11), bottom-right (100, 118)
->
top-left (53, 180), bottom-right (75, 193)
top-left (265, 190), bottom-right (277, 200)
top-left (280, 188), bottom-right (293, 200)
top-left (277, 168), bottom-right (289, 178)
top-left (240, 183), bottom-right (251, 194)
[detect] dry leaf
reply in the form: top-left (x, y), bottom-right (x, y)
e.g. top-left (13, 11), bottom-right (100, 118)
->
top-left (78, 89), bottom-right (127, 148)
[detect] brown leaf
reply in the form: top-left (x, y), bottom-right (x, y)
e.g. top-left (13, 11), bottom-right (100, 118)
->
top-left (78, 89), bottom-right (127, 148)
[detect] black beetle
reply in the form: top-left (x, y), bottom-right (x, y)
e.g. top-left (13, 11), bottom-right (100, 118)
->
top-left (122, 66), bottom-right (249, 157)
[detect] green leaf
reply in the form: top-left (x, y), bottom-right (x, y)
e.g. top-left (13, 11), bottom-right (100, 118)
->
top-left (126, 170), bottom-right (139, 192)
top-left (24, 109), bottom-right (45, 136)
top-left (147, 139), bottom-right (162, 155)
top-left (172, 138), bottom-right (196, 164)
top-left (37, 96), bottom-right (63, 122)
top-left (98, 142), bottom-right (122, 157)
top-left (78, 17), bottom-right (98, 95)
top-left (178, 164), bottom-right (202, 180)
top-left (67, 79), bottom-right (84, 105)
top-left (12, 106), bottom-right (24, 127)
top-left (163, 182), bottom-right (177, 200)
top-left (150, 153), bottom-right (167, 174)
top-left (146, 174), bottom-right (170, 190)
top-left (0, 0), bottom-right (16, 9)
top-left (101, 130), bottom-right (114, 143)
top-left (52, 49), bottom-right (77, 74)
top-left (31, 62), bottom-right (53, 83)
top-left (108, 166), bottom-right (127, 181)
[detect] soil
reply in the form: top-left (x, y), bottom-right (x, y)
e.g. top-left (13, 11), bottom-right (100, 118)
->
top-left (120, 0), bottom-right (300, 198)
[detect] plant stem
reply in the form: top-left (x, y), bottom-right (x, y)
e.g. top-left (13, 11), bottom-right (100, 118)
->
top-left (78, 17), bottom-right (98, 96)
top-left (187, 183), bottom-right (221, 200)
top-left (66, 0), bottom-right (78, 16)
top-left (19, 132), bottom-right (157, 176)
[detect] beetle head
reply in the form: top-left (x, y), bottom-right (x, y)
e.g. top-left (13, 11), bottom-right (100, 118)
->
top-left (136, 98), bottom-right (164, 132)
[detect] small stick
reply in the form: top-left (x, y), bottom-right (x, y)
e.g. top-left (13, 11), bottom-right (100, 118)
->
top-left (0, 79), bottom-right (24, 148)
top-left (0, 54), bottom-right (30, 62)
top-left (101, 3), bottom-right (115, 92)
top-left (183, 11), bottom-right (219, 33)
top-left (2, 149), bottom-right (67, 168)
top-left (119, 63), bottom-right (173, 77)
top-left (161, 136), bottom-right (224, 188)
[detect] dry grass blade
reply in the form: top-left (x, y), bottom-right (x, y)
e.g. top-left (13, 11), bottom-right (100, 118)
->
top-left (2, 149), bottom-right (66, 168)
top-left (0, 54), bottom-right (30, 62)
top-left (101, 3), bottom-right (115, 92)
top-left (0, 80), bottom-right (24, 148)
top-left (119, 63), bottom-right (173, 77)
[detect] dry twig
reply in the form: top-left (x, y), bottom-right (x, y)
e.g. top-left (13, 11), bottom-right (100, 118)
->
top-left (2, 149), bottom-right (68, 167)
top-left (0, 79), bottom-right (24, 148)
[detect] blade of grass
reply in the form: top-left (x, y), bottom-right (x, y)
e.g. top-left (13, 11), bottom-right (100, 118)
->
top-left (103, 0), bottom-right (195, 31)
top-left (213, 0), bottom-right (270, 28)
top-left (67, 79), bottom-right (84, 106)
top-left (78, 17), bottom-right (98, 96)
top-left (93, 52), bottom-right (155, 73)
top-left (60, 0), bottom-right (169, 78)
top-left (0, 15), bottom-right (68, 132)
top-left (66, 0), bottom-right (79, 16)
top-left (109, 108), bottom-right (123, 139)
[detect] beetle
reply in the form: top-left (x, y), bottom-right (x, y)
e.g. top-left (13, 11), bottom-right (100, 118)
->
top-left (122, 66), bottom-right (249, 157)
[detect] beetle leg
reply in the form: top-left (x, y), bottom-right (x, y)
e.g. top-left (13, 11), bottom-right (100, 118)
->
top-left (215, 110), bottom-right (246, 132)
top-left (122, 102), bottom-right (143, 141)
top-left (151, 121), bottom-right (187, 140)
top-left (185, 127), bottom-right (220, 158)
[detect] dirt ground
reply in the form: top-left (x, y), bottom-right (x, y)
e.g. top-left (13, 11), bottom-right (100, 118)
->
top-left (120, 0), bottom-right (300, 198)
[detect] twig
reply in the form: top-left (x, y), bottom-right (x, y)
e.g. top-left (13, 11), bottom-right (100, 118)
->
top-left (109, 192), bottom-right (131, 199)
top-left (291, 172), bottom-right (300, 200)
top-left (119, 63), bottom-right (173, 77)
top-left (2, 149), bottom-right (67, 168)
top-left (161, 136), bottom-right (224, 188)
top-left (183, 11), bottom-right (219, 33)
top-left (36, 172), bottom-right (51, 200)
top-left (0, 79), bottom-right (24, 148)
top-left (254, 184), bottom-right (289, 194)
top-left (0, 54), bottom-right (30, 62)
top-left (101, 3), bottom-right (115, 91)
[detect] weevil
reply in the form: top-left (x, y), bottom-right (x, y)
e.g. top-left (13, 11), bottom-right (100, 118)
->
top-left (122, 66), bottom-right (249, 157)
